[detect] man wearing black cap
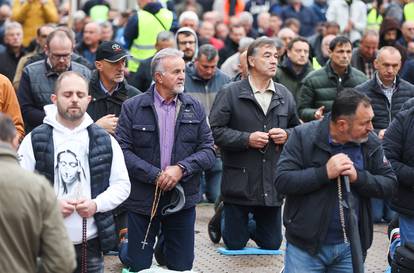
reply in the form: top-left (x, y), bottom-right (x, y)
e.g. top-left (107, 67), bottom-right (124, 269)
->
top-left (89, 41), bottom-right (141, 136)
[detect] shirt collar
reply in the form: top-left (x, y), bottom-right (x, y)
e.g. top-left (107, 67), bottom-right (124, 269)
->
top-left (248, 76), bottom-right (276, 94)
top-left (376, 72), bottom-right (396, 89)
top-left (154, 87), bottom-right (178, 105)
top-left (99, 80), bottom-right (119, 95)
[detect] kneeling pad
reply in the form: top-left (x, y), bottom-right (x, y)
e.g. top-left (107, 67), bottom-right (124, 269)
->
top-left (122, 267), bottom-right (197, 273)
top-left (217, 247), bottom-right (284, 255)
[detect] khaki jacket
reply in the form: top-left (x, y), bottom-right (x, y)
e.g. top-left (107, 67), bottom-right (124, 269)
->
top-left (0, 144), bottom-right (76, 273)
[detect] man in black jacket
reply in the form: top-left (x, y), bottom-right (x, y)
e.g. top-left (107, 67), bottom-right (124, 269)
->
top-left (351, 30), bottom-right (379, 80)
top-left (383, 103), bottom-right (414, 251)
top-left (276, 89), bottom-right (396, 272)
top-left (209, 37), bottom-right (300, 250)
top-left (356, 46), bottom-right (414, 223)
top-left (90, 41), bottom-right (141, 135)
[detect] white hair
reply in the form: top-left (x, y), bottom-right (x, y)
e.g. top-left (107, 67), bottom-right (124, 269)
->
top-left (179, 11), bottom-right (199, 27)
top-left (151, 48), bottom-right (184, 78)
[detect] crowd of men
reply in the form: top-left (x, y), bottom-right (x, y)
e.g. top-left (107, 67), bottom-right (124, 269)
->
top-left (2, 0), bottom-right (414, 272)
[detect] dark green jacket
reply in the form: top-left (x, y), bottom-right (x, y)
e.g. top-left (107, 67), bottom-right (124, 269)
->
top-left (274, 58), bottom-right (313, 103)
top-left (297, 61), bottom-right (367, 121)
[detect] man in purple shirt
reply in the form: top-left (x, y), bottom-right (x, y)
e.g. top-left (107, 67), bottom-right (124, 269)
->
top-left (116, 48), bottom-right (215, 272)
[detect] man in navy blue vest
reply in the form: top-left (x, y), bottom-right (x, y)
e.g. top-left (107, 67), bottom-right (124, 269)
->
top-left (18, 71), bottom-right (131, 273)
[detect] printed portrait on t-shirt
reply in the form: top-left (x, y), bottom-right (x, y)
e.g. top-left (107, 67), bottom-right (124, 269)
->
top-left (54, 141), bottom-right (87, 199)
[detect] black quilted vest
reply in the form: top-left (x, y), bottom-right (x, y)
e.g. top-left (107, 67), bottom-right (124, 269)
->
top-left (31, 123), bottom-right (116, 252)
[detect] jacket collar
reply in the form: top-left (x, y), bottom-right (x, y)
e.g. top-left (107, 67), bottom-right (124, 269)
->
top-left (44, 58), bottom-right (73, 77)
top-left (325, 60), bottom-right (352, 80)
top-left (89, 70), bottom-right (129, 100)
top-left (186, 61), bottom-right (215, 82)
top-left (238, 78), bottom-right (285, 112)
top-left (314, 113), bottom-right (382, 155)
top-left (141, 85), bottom-right (194, 107)
top-left (368, 74), bottom-right (401, 95)
top-left (279, 57), bottom-right (312, 79)
top-left (0, 143), bottom-right (18, 163)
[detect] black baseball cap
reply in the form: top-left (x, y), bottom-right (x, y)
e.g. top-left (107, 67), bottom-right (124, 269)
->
top-left (96, 41), bottom-right (129, 62)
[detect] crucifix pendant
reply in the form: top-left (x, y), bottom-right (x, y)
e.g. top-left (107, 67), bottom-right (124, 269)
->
top-left (141, 239), bottom-right (149, 250)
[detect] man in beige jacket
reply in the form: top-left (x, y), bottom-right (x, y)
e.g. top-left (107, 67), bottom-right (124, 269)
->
top-left (0, 112), bottom-right (76, 273)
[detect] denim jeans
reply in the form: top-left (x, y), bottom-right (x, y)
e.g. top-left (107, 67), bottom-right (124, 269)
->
top-left (284, 242), bottom-right (354, 273)
top-left (400, 214), bottom-right (414, 245)
top-left (222, 203), bottom-right (282, 250)
top-left (371, 198), bottom-right (396, 223)
top-left (121, 207), bottom-right (196, 272)
top-left (74, 238), bottom-right (104, 273)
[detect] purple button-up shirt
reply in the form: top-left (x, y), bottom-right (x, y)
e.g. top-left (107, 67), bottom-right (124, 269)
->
top-left (154, 88), bottom-right (177, 170)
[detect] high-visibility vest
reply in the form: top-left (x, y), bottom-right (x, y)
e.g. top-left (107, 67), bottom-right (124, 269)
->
top-left (404, 2), bottom-right (414, 22)
top-left (128, 8), bottom-right (173, 73)
top-left (367, 8), bottom-right (383, 30)
top-left (312, 57), bottom-right (322, 70)
top-left (89, 5), bottom-right (109, 22)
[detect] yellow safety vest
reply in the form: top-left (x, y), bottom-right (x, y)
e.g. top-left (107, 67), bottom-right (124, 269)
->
top-left (367, 8), bottom-right (383, 30)
top-left (128, 8), bottom-right (173, 73)
top-left (89, 5), bottom-right (109, 22)
top-left (312, 57), bottom-right (322, 70)
top-left (404, 2), bottom-right (414, 22)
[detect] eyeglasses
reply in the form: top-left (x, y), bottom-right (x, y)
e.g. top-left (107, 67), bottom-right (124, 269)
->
top-left (50, 53), bottom-right (72, 60)
top-left (178, 41), bottom-right (196, 46)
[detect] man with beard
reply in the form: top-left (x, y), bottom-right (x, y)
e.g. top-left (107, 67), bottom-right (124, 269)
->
top-left (351, 30), bottom-right (379, 79)
top-left (276, 89), bottom-right (396, 272)
top-left (115, 48), bottom-right (215, 272)
top-left (88, 41), bottom-right (140, 136)
top-left (17, 27), bottom-right (91, 132)
top-left (18, 71), bottom-right (131, 273)
top-left (176, 27), bottom-right (198, 63)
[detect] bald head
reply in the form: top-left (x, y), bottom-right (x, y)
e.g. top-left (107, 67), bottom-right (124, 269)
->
top-left (374, 46), bottom-right (401, 86)
top-left (402, 21), bottom-right (414, 42)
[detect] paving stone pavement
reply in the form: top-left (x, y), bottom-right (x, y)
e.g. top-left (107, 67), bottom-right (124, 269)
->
top-left (104, 204), bottom-right (390, 273)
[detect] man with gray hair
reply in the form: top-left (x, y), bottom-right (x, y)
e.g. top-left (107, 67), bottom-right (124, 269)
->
top-left (178, 10), bottom-right (199, 31)
top-left (185, 44), bottom-right (230, 203)
top-left (116, 48), bottom-right (215, 271)
top-left (209, 37), bottom-right (300, 250)
top-left (0, 21), bottom-right (25, 81)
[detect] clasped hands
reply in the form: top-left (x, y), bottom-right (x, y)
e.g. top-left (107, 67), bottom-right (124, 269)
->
top-left (248, 128), bottom-right (288, 149)
top-left (59, 198), bottom-right (97, 219)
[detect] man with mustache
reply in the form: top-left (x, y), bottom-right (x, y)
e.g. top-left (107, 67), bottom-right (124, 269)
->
top-left (209, 37), bottom-right (300, 251)
top-left (298, 36), bottom-right (367, 122)
top-left (18, 71), bottom-right (131, 273)
top-left (115, 48), bottom-right (215, 272)
top-left (276, 89), bottom-right (396, 272)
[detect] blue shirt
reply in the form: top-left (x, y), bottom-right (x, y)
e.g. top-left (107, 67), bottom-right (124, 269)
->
top-left (324, 136), bottom-right (363, 244)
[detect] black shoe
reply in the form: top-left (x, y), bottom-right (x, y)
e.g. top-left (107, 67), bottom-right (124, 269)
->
top-left (208, 202), bottom-right (223, 244)
top-left (154, 234), bottom-right (167, 266)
